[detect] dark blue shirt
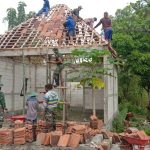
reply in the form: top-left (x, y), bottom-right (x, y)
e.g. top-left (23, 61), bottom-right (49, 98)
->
top-left (65, 16), bottom-right (75, 31)
top-left (43, 0), bottom-right (50, 10)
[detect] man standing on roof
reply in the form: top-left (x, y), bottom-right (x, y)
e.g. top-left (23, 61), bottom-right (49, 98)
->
top-left (0, 83), bottom-right (7, 128)
top-left (71, 6), bottom-right (83, 20)
top-left (64, 13), bottom-right (76, 45)
top-left (84, 17), bottom-right (97, 28)
top-left (94, 12), bottom-right (117, 57)
top-left (36, 0), bottom-right (50, 16)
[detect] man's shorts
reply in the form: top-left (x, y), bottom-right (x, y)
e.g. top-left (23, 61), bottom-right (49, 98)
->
top-left (104, 28), bottom-right (113, 41)
top-left (68, 29), bottom-right (75, 36)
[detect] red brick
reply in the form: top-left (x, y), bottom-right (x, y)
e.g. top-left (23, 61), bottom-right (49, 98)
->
top-left (50, 131), bottom-right (62, 146)
top-left (44, 133), bottom-right (51, 145)
top-left (137, 130), bottom-right (149, 140)
top-left (68, 133), bottom-right (81, 148)
top-left (57, 134), bottom-right (70, 147)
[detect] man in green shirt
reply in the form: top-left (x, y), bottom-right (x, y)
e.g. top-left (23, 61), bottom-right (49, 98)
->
top-left (48, 48), bottom-right (64, 87)
top-left (0, 83), bottom-right (7, 128)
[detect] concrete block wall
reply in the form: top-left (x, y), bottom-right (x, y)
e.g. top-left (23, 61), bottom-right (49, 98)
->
top-left (84, 88), bottom-right (104, 110)
top-left (0, 58), bottom-right (40, 111)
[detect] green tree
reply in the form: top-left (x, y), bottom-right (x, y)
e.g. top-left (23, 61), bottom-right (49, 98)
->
top-left (112, 0), bottom-right (150, 116)
top-left (3, 1), bottom-right (35, 30)
top-left (17, 1), bottom-right (27, 25)
top-left (70, 49), bottom-right (112, 115)
top-left (26, 11), bottom-right (36, 20)
top-left (3, 8), bottom-right (17, 30)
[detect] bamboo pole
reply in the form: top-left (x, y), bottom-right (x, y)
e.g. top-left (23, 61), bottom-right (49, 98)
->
top-left (22, 50), bottom-right (26, 115)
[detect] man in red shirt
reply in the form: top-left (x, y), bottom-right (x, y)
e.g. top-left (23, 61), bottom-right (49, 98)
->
top-left (94, 12), bottom-right (117, 57)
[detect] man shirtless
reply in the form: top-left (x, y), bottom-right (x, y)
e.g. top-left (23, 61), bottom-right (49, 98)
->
top-left (94, 12), bottom-right (117, 57)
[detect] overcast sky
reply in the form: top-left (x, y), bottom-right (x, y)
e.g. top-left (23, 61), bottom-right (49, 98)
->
top-left (0, 0), bottom-right (137, 34)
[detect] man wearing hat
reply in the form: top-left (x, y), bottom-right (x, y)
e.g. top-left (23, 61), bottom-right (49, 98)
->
top-left (0, 83), bottom-right (7, 128)
top-left (26, 92), bottom-right (39, 124)
top-left (71, 6), bottom-right (83, 20)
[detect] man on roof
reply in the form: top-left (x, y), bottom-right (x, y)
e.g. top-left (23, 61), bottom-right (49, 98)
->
top-left (64, 13), bottom-right (76, 45)
top-left (84, 17), bottom-right (97, 28)
top-left (71, 6), bottom-right (83, 20)
top-left (94, 12), bottom-right (117, 57)
top-left (36, 0), bottom-right (50, 16)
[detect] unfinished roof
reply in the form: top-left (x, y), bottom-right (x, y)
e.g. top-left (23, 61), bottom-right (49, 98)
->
top-left (0, 4), bottom-right (105, 50)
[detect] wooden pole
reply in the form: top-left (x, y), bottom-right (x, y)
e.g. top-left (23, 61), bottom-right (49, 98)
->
top-left (22, 50), bottom-right (26, 115)
top-left (12, 60), bottom-right (15, 111)
top-left (62, 71), bottom-right (67, 125)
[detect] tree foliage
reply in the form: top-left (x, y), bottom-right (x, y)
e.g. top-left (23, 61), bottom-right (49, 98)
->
top-left (69, 49), bottom-right (117, 115)
top-left (3, 1), bottom-right (35, 30)
top-left (17, 1), bottom-right (26, 25)
top-left (3, 8), bottom-right (18, 30)
top-left (112, 0), bottom-right (150, 105)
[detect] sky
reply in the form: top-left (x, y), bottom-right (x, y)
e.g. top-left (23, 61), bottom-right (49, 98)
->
top-left (0, 0), bottom-right (137, 34)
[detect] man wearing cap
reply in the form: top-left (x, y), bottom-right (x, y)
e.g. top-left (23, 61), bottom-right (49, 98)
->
top-left (71, 6), bottom-right (83, 19)
top-left (0, 83), bottom-right (7, 128)
top-left (26, 92), bottom-right (39, 124)
top-left (48, 48), bottom-right (64, 87)
top-left (84, 17), bottom-right (97, 28)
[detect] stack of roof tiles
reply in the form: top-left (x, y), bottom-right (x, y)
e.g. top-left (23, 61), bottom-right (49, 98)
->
top-left (36, 120), bottom-right (51, 134)
top-left (0, 128), bottom-right (13, 145)
top-left (14, 127), bottom-right (26, 144)
top-left (14, 120), bottom-right (24, 128)
top-left (0, 4), bottom-right (104, 49)
top-left (56, 122), bottom-right (64, 133)
top-left (25, 124), bottom-right (36, 142)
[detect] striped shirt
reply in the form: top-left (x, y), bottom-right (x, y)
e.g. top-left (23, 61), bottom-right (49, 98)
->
top-left (44, 90), bottom-right (59, 108)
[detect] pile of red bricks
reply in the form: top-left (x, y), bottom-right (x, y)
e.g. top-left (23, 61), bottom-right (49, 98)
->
top-left (25, 124), bottom-right (36, 142)
top-left (90, 115), bottom-right (104, 130)
top-left (123, 129), bottom-right (150, 140)
top-left (14, 127), bottom-right (26, 144)
top-left (0, 128), bottom-right (13, 144)
top-left (36, 116), bottom-right (104, 149)
top-left (36, 120), bottom-right (51, 134)
top-left (14, 120), bottom-right (24, 128)
top-left (55, 122), bottom-right (64, 132)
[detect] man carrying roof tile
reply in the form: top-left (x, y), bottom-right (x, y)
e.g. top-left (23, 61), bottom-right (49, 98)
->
top-left (0, 83), bottom-right (7, 128)
top-left (36, 0), bottom-right (50, 16)
top-left (94, 12), bottom-right (117, 57)
top-left (84, 17), bottom-right (97, 28)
